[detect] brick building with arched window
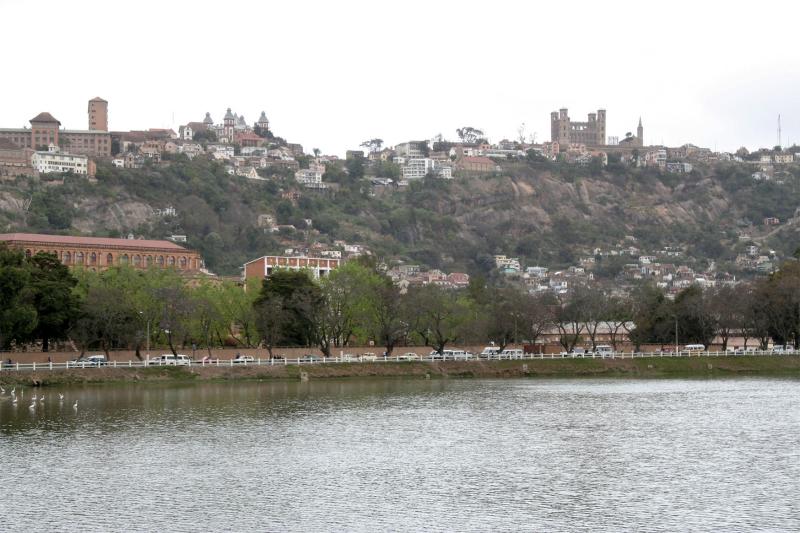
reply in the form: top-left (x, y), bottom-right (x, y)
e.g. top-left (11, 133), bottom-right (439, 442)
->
top-left (0, 233), bottom-right (203, 272)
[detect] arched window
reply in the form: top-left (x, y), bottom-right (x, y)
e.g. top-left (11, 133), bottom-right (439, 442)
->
top-left (107, 253), bottom-right (114, 266)
top-left (63, 251), bottom-right (71, 264)
top-left (90, 252), bottom-right (97, 265)
top-left (157, 255), bottom-right (164, 266)
top-left (120, 254), bottom-right (129, 265)
top-left (168, 256), bottom-right (175, 266)
top-left (76, 252), bottom-right (84, 265)
top-left (25, 249), bottom-right (31, 258)
top-left (179, 257), bottom-right (187, 269)
top-left (146, 255), bottom-right (153, 267)
top-left (133, 255), bottom-right (141, 267)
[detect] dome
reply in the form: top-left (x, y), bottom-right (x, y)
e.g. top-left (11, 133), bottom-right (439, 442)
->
top-left (203, 112), bottom-right (213, 124)
top-left (224, 108), bottom-right (234, 120)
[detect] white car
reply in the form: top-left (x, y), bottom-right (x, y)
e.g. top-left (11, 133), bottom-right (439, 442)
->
top-left (232, 355), bottom-right (255, 364)
top-left (397, 352), bottom-right (419, 361)
top-left (148, 354), bottom-right (191, 366)
top-left (361, 353), bottom-right (377, 361)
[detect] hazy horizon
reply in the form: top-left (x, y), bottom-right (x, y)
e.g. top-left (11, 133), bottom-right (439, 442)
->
top-left (2, 0), bottom-right (799, 155)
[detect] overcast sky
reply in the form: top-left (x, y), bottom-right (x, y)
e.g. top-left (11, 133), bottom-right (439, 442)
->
top-left (2, 0), bottom-right (799, 155)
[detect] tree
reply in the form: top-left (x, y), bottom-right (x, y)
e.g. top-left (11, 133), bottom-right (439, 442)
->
top-left (254, 293), bottom-right (288, 358)
top-left (155, 283), bottom-right (192, 356)
top-left (28, 252), bottom-right (80, 351)
top-left (708, 285), bottom-right (741, 351)
top-left (0, 246), bottom-right (37, 349)
top-left (367, 280), bottom-right (407, 357)
top-left (555, 288), bottom-right (591, 352)
top-left (456, 126), bottom-right (485, 145)
top-left (407, 285), bottom-right (471, 354)
top-left (254, 270), bottom-right (319, 347)
top-left (360, 138), bottom-right (384, 154)
top-left (673, 285), bottom-right (716, 347)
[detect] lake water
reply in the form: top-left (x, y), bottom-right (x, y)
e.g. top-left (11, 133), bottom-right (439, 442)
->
top-left (1, 378), bottom-right (799, 532)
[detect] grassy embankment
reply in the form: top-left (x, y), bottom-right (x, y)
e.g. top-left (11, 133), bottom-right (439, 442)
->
top-left (2, 356), bottom-right (800, 387)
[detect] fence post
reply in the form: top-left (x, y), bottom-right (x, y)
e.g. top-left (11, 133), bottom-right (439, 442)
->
top-left (49, 361), bottom-right (53, 370)
top-left (33, 362), bottom-right (36, 371)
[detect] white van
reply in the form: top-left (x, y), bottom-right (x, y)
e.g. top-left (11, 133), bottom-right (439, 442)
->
top-left (595, 345), bottom-right (614, 357)
top-left (501, 349), bottom-right (524, 359)
top-left (684, 344), bottom-right (705, 353)
top-left (148, 354), bottom-right (191, 366)
top-left (480, 347), bottom-right (501, 359)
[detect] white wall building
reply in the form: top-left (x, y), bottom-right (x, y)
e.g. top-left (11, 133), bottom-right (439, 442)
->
top-left (32, 144), bottom-right (89, 175)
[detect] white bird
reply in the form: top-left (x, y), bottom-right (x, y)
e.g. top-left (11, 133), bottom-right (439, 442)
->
top-left (12, 396), bottom-right (18, 405)
top-left (59, 393), bottom-right (64, 401)
top-left (73, 401), bottom-right (78, 410)
top-left (11, 387), bottom-right (15, 395)
top-left (29, 401), bottom-right (35, 410)
top-left (32, 394), bottom-right (37, 401)
top-left (39, 395), bottom-right (45, 402)
top-left (0, 386), bottom-right (5, 394)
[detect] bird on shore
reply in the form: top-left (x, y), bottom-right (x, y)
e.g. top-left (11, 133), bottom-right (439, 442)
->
top-left (12, 396), bottom-right (18, 405)
top-left (73, 400), bottom-right (78, 410)
top-left (29, 401), bottom-right (35, 410)
top-left (11, 387), bottom-right (15, 395)
top-left (0, 386), bottom-right (5, 394)
top-left (59, 393), bottom-right (64, 401)
top-left (39, 395), bottom-right (45, 402)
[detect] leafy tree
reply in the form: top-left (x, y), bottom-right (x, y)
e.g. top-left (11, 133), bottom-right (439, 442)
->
top-left (0, 246), bottom-right (37, 348)
top-left (254, 270), bottom-right (320, 347)
top-left (406, 285), bottom-right (471, 354)
top-left (28, 252), bottom-right (80, 351)
top-left (456, 126), bottom-right (485, 145)
top-left (360, 138), bottom-right (384, 154)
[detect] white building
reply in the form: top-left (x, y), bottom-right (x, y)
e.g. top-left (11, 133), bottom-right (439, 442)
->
top-left (295, 162), bottom-right (325, 187)
top-left (32, 145), bottom-right (90, 175)
top-left (208, 144), bottom-right (235, 159)
top-left (402, 158), bottom-right (435, 180)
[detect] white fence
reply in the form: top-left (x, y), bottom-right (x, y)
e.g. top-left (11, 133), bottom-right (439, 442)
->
top-left (0, 349), bottom-right (796, 373)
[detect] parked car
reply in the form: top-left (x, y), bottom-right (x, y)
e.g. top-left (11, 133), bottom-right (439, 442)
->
top-left (147, 354), bottom-right (191, 366)
top-left (232, 354), bottom-right (255, 364)
top-left (397, 352), bottom-right (419, 361)
top-left (361, 353), bottom-right (377, 361)
top-left (71, 354), bottom-right (107, 366)
top-left (299, 354), bottom-right (319, 362)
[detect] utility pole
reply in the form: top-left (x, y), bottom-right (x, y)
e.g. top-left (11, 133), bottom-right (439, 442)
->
top-left (778, 114), bottom-right (782, 148)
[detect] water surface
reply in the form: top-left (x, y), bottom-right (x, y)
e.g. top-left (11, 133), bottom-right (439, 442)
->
top-left (1, 378), bottom-right (798, 532)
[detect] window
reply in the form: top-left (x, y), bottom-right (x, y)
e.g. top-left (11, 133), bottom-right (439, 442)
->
top-left (25, 249), bottom-right (31, 258)
top-left (168, 256), bottom-right (175, 266)
top-left (63, 251), bottom-right (71, 264)
top-left (133, 255), bottom-right (141, 267)
top-left (146, 255), bottom-right (153, 267)
top-left (90, 252), bottom-right (97, 265)
top-left (120, 254), bottom-right (129, 265)
top-left (157, 255), bottom-right (164, 266)
top-left (179, 257), bottom-right (187, 269)
top-left (76, 252), bottom-right (84, 265)
top-left (107, 253), bottom-right (114, 265)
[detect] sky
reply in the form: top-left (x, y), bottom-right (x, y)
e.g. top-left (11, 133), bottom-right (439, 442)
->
top-left (2, 0), bottom-right (799, 156)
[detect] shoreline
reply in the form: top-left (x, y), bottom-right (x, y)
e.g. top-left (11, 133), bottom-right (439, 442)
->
top-left (2, 356), bottom-right (800, 387)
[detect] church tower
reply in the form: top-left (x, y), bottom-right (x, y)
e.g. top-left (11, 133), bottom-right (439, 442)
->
top-left (637, 117), bottom-right (644, 147)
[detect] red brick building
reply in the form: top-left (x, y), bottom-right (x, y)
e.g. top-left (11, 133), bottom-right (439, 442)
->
top-left (0, 233), bottom-right (203, 272)
top-left (244, 255), bottom-right (340, 282)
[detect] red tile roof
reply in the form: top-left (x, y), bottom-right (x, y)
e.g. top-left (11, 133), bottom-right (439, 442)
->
top-left (30, 112), bottom-right (60, 124)
top-left (0, 233), bottom-right (189, 251)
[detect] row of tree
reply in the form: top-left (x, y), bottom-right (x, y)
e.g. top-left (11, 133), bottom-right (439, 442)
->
top-left (5, 245), bottom-right (800, 356)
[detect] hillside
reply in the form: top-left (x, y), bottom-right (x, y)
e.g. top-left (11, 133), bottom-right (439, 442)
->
top-left (1, 155), bottom-right (799, 277)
